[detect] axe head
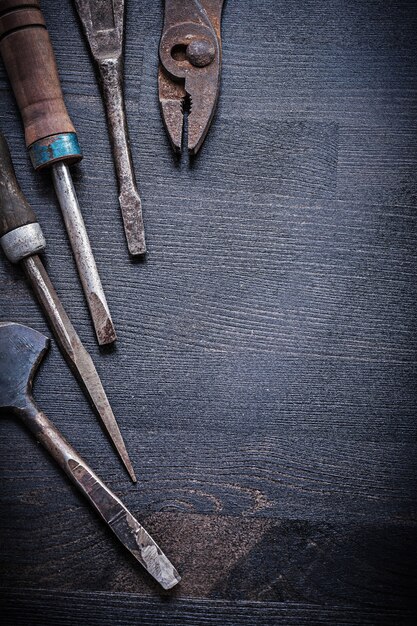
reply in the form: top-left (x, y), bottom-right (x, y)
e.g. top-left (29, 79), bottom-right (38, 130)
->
top-left (0, 322), bottom-right (49, 413)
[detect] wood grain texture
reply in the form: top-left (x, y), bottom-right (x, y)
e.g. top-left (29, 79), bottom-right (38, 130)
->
top-left (0, 0), bottom-right (416, 624)
top-left (2, 590), bottom-right (416, 626)
top-left (3, 591), bottom-right (416, 626)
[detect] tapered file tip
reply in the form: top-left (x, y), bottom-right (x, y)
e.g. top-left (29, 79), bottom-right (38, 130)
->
top-left (129, 467), bottom-right (138, 483)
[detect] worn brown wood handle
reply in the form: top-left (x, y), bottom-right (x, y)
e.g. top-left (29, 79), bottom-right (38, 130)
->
top-left (0, 0), bottom-right (75, 147)
top-left (0, 132), bottom-right (37, 238)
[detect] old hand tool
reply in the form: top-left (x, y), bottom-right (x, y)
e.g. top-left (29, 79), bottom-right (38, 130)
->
top-left (73, 0), bottom-right (146, 257)
top-left (158, 0), bottom-right (225, 155)
top-left (0, 0), bottom-right (116, 345)
top-left (0, 132), bottom-right (136, 483)
top-left (0, 322), bottom-right (181, 590)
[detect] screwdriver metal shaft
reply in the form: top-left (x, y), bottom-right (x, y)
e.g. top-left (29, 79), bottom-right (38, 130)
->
top-left (52, 163), bottom-right (116, 344)
top-left (22, 254), bottom-right (136, 483)
top-left (74, 0), bottom-right (146, 256)
top-left (0, 132), bottom-right (136, 482)
top-left (0, 0), bottom-right (116, 345)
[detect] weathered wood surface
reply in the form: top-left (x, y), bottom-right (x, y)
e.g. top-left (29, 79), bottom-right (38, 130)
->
top-left (0, 0), bottom-right (416, 624)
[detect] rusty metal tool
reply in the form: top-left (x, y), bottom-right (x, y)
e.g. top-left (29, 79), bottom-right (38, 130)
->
top-left (0, 321), bottom-right (181, 590)
top-left (0, 132), bottom-right (136, 483)
top-left (158, 0), bottom-right (225, 155)
top-left (0, 0), bottom-right (116, 345)
top-left (73, 0), bottom-right (146, 256)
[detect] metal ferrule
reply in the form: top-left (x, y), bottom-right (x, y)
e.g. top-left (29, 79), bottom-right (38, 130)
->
top-left (28, 133), bottom-right (82, 170)
top-left (0, 223), bottom-right (46, 263)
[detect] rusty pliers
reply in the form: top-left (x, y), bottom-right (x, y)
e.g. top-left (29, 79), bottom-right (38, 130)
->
top-left (158, 0), bottom-right (225, 155)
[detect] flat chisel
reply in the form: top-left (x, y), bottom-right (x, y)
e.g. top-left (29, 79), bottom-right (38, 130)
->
top-left (0, 321), bottom-right (180, 590)
top-left (0, 0), bottom-right (116, 346)
top-left (74, 0), bottom-right (146, 256)
top-left (0, 132), bottom-right (136, 483)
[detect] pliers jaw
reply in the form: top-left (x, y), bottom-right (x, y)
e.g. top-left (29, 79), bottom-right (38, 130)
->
top-left (158, 0), bottom-right (225, 156)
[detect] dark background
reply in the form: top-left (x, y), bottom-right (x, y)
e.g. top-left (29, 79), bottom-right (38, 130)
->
top-left (1, 1), bottom-right (417, 624)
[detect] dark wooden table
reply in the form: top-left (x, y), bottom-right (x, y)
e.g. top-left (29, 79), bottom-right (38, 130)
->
top-left (1, 1), bottom-right (417, 624)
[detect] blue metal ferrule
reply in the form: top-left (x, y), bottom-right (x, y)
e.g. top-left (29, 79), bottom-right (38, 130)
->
top-left (29, 133), bottom-right (82, 170)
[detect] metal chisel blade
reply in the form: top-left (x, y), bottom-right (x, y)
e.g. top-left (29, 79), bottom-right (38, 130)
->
top-left (21, 254), bottom-right (136, 483)
top-left (69, 459), bottom-right (181, 589)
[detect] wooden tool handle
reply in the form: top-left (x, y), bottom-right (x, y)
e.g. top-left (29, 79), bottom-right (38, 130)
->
top-left (0, 132), bottom-right (37, 238)
top-left (0, 0), bottom-right (76, 147)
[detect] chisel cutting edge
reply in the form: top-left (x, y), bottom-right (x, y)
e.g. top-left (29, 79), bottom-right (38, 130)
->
top-left (0, 0), bottom-right (116, 345)
top-left (0, 322), bottom-right (180, 590)
top-left (0, 132), bottom-right (136, 483)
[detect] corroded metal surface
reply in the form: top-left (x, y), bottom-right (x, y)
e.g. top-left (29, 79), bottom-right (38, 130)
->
top-left (0, 0), bottom-right (115, 344)
top-left (51, 162), bottom-right (117, 345)
top-left (0, 222), bottom-right (45, 263)
top-left (21, 255), bottom-right (136, 483)
top-left (73, 0), bottom-right (146, 256)
top-left (0, 322), bottom-right (180, 590)
top-left (0, 132), bottom-right (131, 478)
top-left (158, 0), bottom-right (225, 154)
top-left (69, 460), bottom-right (180, 589)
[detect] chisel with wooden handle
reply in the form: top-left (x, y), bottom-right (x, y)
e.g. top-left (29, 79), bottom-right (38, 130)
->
top-left (0, 131), bottom-right (136, 483)
top-left (0, 0), bottom-right (116, 346)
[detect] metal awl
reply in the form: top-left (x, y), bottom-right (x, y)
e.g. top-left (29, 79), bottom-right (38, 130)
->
top-left (74, 0), bottom-right (146, 256)
top-left (0, 0), bottom-right (116, 345)
top-left (0, 132), bottom-right (136, 483)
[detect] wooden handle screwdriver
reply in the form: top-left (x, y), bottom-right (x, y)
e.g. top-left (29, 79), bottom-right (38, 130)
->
top-left (0, 131), bottom-right (136, 483)
top-left (0, 0), bottom-right (116, 346)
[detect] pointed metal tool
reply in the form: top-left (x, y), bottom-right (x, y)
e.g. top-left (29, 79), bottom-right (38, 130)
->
top-left (0, 0), bottom-right (116, 345)
top-left (0, 322), bottom-right (181, 590)
top-left (73, 0), bottom-right (146, 256)
top-left (0, 132), bottom-right (136, 483)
